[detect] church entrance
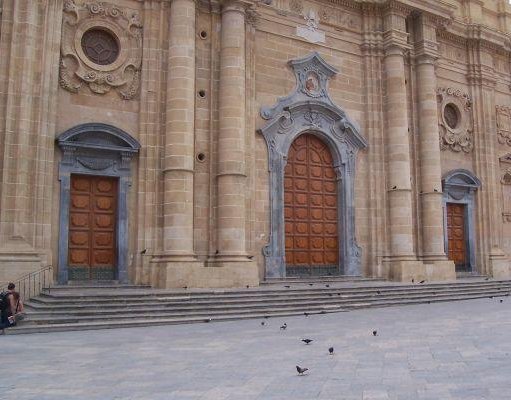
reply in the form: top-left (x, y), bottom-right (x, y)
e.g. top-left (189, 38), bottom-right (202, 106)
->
top-left (446, 202), bottom-right (467, 271)
top-left (68, 174), bottom-right (118, 281)
top-left (284, 134), bottom-right (339, 276)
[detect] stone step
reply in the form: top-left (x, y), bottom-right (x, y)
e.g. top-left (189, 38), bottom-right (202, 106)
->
top-left (10, 279), bottom-right (511, 334)
top-left (21, 290), bottom-right (510, 325)
top-left (27, 283), bottom-right (511, 308)
top-left (24, 286), bottom-right (511, 313)
top-left (8, 291), bottom-right (509, 335)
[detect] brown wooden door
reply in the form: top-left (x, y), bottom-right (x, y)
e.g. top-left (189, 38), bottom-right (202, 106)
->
top-left (284, 134), bottom-right (339, 275)
top-left (68, 175), bottom-right (118, 280)
top-left (446, 203), bottom-right (467, 270)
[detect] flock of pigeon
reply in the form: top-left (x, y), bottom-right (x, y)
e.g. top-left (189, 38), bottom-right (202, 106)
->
top-left (261, 313), bottom-right (379, 376)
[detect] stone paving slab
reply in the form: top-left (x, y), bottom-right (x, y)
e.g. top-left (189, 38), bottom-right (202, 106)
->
top-left (1, 297), bottom-right (511, 399)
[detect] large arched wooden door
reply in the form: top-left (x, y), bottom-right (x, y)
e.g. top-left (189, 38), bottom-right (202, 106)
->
top-left (284, 134), bottom-right (339, 276)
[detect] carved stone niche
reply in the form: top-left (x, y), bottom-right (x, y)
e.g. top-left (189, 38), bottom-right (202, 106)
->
top-left (60, 0), bottom-right (143, 99)
top-left (437, 87), bottom-right (473, 153)
top-left (497, 105), bottom-right (511, 147)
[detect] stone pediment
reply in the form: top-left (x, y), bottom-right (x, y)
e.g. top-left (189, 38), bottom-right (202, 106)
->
top-left (57, 123), bottom-right (140, 153)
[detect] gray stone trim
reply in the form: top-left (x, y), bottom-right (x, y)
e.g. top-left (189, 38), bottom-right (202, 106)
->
top-left (442, 169), bottom-right (481, 272)
top-left (56, 123), bottom-right (140, 284)
top-left (259, 52), bottom-right (368, 279)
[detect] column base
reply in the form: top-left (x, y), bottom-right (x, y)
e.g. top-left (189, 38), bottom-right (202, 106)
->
top-left (384, 258), bottom-right (455, 282)
top-left (0, 236), bottom-right (43, 286)
top-left (150, 257), bottom-right (259, 289)
top-left (489, 247), bottom-right (511, 279)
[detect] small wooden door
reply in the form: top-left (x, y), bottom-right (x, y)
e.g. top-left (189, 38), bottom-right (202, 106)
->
top-left (68, 175), bottom-right (118, 280)
top-left (447, 203), bottom-right (467, 270)
top-left (284, 134), bottom-right (339, 275)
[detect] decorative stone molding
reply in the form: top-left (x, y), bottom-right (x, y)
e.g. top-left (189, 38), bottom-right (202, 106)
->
top-left (56, 123), bottom-right (140, 284)
top-left (442, 169), bottom-right (481, 271)
top-left (497, 105), bottom-right (511, 147)
top-left (60, 0), bottom-right (143, 99)
top-left (259, 52), bottom-right (368, 278)
top-left (499, 154), bottom-right (511, 223)
top-left (437, 87), bottom-right (473, 153)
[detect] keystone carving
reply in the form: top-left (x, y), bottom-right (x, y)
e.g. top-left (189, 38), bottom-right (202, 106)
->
top-left (60, 0), bottom-right (143, 99)
top-left (437, 87), bottom-right (473, 153)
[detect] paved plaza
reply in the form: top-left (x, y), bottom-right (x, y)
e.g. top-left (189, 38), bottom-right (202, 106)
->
top-left (2, 298), bottom-right (511, 400)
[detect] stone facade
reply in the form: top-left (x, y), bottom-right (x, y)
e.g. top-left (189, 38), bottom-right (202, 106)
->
top-left (1, 0), bottom-right (511, 288)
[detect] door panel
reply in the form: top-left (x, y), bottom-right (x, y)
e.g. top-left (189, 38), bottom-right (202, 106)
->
top-left (447, 203), bottom-right (467, 270)
top-left (284, 134), bottom-right (339, 275)
top-left (68, 175), bottom-right (118, 280)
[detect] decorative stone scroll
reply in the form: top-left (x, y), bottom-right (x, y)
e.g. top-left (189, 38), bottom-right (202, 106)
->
top-left (437, 87), bottom-right (473, 153)
top-left (259, 52), bottom-right (368, 279)
top-left (497, 105), bottom-right (511, 147)
top-left (60, 0), bottom-right (143, 99)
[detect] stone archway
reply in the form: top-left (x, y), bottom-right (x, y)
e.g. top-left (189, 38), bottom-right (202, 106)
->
top-left (56, 123), bottom-right (140, 284)
top-left (442, 169), bottom-right (481, 272)
top-left (258, 52), bottom-right (367, 279)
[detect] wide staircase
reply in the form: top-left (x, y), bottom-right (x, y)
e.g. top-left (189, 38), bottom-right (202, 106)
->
top-left (7, 277), bottom-right (511, 334)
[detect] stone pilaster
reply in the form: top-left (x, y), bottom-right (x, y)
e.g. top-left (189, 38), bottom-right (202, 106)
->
top-left (382, 7), bottom-right (424, 281)
top-left (152, 0), bottom-right (204, 287)
top-left (416, 16), bottom-right (454, 268)
top-left (414, 14), bottom-right (454, 278)
top-left (162, 0), bottom-right (197, 259)
top-left (208, 0), bottom-right (257, 282)
top-left (467, 38), bottom-right (510, 277)
top-left (0, 0), bottom-right (62, 284)
top-left (136, 0), bottom-right (167, 285)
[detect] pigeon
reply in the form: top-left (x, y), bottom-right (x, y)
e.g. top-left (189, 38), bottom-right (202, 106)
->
top-left (246, 285), bottom-right (250, 289)
top-left (328, 293), bottom-right (333, 297)
top-left (204, 318), bottom-right (212, 323)
top-left (280, 323), bottom-right (287, 330)
top-left (433, 189), bottom-right (438, 192)
top-left (328, 347), bottom-right (334, 355)
top-left (284, 285), bottom-right (291, 288)
top-left (247, 255), bottom-right (254, 259)
top-left (325, 284), bottom-right (330, 288)
top-left (376, 290), bottom-right (381, 295)
top-left (412, 279), bottom-right (415, 283)
top-left (309, 283), bottom-right (314, 286)
top-left (302, 338), bottom-right (313, 345)
top-left (296, 365), bottom-right (308, 375)
top-left (392, 186), bottom-right (397, 190)
top-left (304, 312), bottom-right (309, 317)
top-left (500, 299), bottom-right (504, 303)
top-left (140, 249), bottom-right (147, 255)
top-left (215, 250), bottom-right (219, 254)
top-left (264, 316), bottom-right (269, 319)
top-left (183, 286), bottom-right (188, 289)
top-left (490, 296), bottom-right (494, 299)
top-left (419, 280), bottom-right (425, 284)
top-left (372, 330), bottom-right (378, 336)
top-left (261, 321), bottom-right (266, 326)
top-left (485, 277), bottom-right (490, 281)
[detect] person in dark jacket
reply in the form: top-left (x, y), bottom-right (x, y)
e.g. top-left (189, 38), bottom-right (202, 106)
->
top-left (0, 283), bottom-right (17, 334)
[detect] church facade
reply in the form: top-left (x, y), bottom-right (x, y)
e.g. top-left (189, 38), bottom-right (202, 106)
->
top-left (1, 0), bottom-right (511, 288)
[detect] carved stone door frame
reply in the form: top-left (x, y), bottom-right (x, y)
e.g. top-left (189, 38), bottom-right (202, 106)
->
top-left (442, 169), bottom-right (480, 273)
top-left (56, 123), bottom-right (140, 284)
top-left (258, 53), bottom-right (368, 278)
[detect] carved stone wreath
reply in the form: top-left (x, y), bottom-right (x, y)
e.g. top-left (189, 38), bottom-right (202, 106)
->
top-left (60, 0), bottom-right (143, 99)
top-left (437, 87), bottom-right (473, 153)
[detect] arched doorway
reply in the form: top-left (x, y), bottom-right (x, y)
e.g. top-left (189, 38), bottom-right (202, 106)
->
top-left (284, 134), bottom-right (339, 276)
